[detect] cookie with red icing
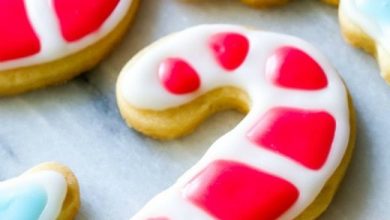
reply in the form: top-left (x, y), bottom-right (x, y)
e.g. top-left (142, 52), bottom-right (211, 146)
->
top-left (116, 24), bottom-right (355, 219)
top-left (339, 0), bottom-right (390, 84)
top-left (0, 0), bottom-right (139, 95)
top-left (241, 0), bottom-right (338, 7)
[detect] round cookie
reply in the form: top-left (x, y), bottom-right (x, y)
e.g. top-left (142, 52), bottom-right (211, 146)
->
top-left (117, 24), bottom-right (355, 219)
top-left (0, 0), bottom-right (139, 95)
top-left (241, 0), bottom-right (338, 7)
top-left (339, 0), bottom-right (390, 84)
top-left (0, 162), bottom-right (80, 220)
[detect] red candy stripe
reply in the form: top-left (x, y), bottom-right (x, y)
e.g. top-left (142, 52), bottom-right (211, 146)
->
top-left (247, 107), bottom-right (336, 170)
top-left (159, 58), bottom-right (201, 94)
top-left (209, 32), bottom-right (249, 71)
top-left (53, 0), bottom-right (119, 42)
top-left (0, 0), bottom-right (40, 61)
top-left (266, 46), bottom-right (328, 90)
top-left (183, 160), bottom-right (299, 220)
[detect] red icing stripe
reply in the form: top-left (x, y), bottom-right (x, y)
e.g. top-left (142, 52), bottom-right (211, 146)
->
top-left (209, 32), bottom-right (249, 71)
top-left (53, 0), bottom-right (119, 42)
top-left (266, 46), bottom-right (328, 90)
top-left (0, 0), bottom-right (40, 61)
top-left (183, 160), bottom-right (299, 220)
top-left (247, 108), bottom-right (336, 170)
top-left (159, 58), bottom-right (201, 94)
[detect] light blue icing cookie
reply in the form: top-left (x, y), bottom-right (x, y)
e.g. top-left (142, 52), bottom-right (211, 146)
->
top-left (0, 183), bottom-right (47, 220)
top-left (357, 0), bottom-right (390, 24)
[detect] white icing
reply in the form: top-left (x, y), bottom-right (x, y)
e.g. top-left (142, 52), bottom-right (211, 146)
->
top-left (133, 189), bottom-right (215, 220)
top-left (0, 170), bottom-right (68, 220)
top-left (0, 0), bottom-right (134, 71)
top-left (340, 0), bottom-right (390, 53)
top-left (119, 25), bottom-right (350, 220)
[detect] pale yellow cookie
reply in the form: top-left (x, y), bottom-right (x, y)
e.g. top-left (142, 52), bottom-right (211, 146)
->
top-left (241, 0), bottom-right (289, 8)
top-left (240, 0), bottom-right (338, 7)
top-left (322, 0), bottom-right (339, 6)
top-left (119, 88), bottom-right (355, 220)
top-left (0, 0), bottom-right (139, 96)
top-left (0, 162), bottom-right (80, 219)
top-left (339, 0), bottom-right (390, 84)
top-left (117, 25), bottom-right (355, 219)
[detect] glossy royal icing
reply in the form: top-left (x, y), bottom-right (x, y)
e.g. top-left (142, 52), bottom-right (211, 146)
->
top-left (118, 25), bottom-right (351, 219)
top-left (0, 0), bottom-right (133, 70)
top-left (0, 183), bottom-right (47, 220)
top-left (340, 0), bottom-right (390, 53)
top-left (0, 170), bottom-right (67, 220)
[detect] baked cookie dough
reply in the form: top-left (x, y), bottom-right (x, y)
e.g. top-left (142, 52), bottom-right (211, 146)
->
top-left (0, 0), bottom-right (139, 95)
top-left (241, 0), bottom-right (338, 7)
top-left (117, 24), bottom-right (355, 219)
top-left (339, 0), bottom-right (390, 84)
top-left (0, 162), bottom-right (80, 220)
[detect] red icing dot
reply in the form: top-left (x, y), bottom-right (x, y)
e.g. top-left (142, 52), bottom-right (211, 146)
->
top-left (0, 0), bottom-right (40, 61)
top-left (247, 108), bottom-right (336, 170)
top-left (183, 160), bottom-right (299, 220)
top-left (54, 0), bottom-right (119, 42)
top-left (159, 58), bottom-right (201, 94)
top-left (266, 46), bottom-right (328, 90)
top-left (209, 32), bottom-right (249, 71)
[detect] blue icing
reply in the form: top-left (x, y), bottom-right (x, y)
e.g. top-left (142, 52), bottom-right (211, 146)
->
top-left (357, 0), bottom-right (390, 23)
top-left (0, 183), bottom-right (47, 220)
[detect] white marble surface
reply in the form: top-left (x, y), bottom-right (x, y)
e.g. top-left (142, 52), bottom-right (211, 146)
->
top-left (1, 0), bottom-right (389, 219)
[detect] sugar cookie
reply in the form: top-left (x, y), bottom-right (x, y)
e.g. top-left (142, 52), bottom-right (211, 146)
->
top-left (117, 24), bottom-right (355, 219)
top-left (241, 0), bottom-right (338, 7)
top-left (0, 162), bottom-right (80, 220)
top-left (0, 0), bottom-right (139, 95)
top-left (323, 0), bottom-right (339, 5)
top-left (339, 0), bottom-right (390, 84)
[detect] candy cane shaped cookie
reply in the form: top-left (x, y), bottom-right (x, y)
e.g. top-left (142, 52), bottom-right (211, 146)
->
top-left (116, 25), bottom-right (355, 219)
top-left (241, 0), bottom-right (338, 7)
top-left (340, 0), bottom-right (390, 84)
top-left (0, 162), bottom-right (80, 220)
top-left (0, 0), bottom-right (138, 95)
